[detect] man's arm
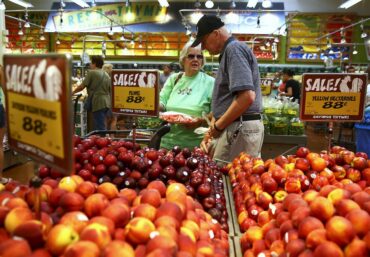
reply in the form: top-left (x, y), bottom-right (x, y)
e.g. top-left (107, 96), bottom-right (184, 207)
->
top-left (72, 84), bottom-right (85, 95)
top-left (210, 90), bottom-right (256, 138)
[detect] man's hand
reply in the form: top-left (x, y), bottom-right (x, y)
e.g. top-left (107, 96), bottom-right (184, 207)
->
top-left (209, 120), bottom-right (223, 139)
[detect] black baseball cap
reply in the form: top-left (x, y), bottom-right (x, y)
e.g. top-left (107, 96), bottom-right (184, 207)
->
top-left (191, 15), bottom-right (225, 47)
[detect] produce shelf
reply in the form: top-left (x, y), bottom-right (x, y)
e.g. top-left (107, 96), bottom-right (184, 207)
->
top-left (223, 174), bottom-right (236, 237)
top-left (224, 175), bottom-right (243, 236)
top-left (262, 134), bottom-right (307, 159)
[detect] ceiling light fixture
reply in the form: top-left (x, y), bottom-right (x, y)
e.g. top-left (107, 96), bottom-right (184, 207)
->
top-left (24, 8), bottom-right (30, 28)
top-left (18, 21), bottom-right (23, 35)
top-left (339, 0), bottom-right (362, 9)
top-left (72, 0), bottom-right (89, 8)
top-left (130, 33), bottom-right (135, 45)
top-left (326, 37), bottom-right (332, 48)
top-left (194, 0), bottom-right (201, 9)
top-left (120, 27), bottom-right (125, 40)
top-left (39, 26), bottom-right (45, 40)
top-left (205, 0), bottom-right (214, 9)
top-left (230, 0), bottom-right (236, 9)
top-left (91, 0), bottom-right (96, 7)
top-left (157, 0), bottom-right (169, 7)
top-left (247, 0), bottom-right (258, 8)
top-left (274, 37), bottom-right (279, 43)
top-left (108, 23), bottom-right (114, 36)
top-left (8, 0), bottom-right (33, 8)
top-left (60, 0), bottom-right (66, 8)
top-left (125, 0), bottom-right (130, 7)
top-left (262, 0), bottom-right (272, 8)
top-left (56, 35), bottom-right (61, 45)
top-left (360, 22), bottom-right (368, 38)
top-left (0, 0), bottom-right (5, 10)
top-left (340, 27), bottom-right (346, 43)
top-left (352, 46), bottom-right (358, 55)
top-left (256, 15), bottom-right (261, 28)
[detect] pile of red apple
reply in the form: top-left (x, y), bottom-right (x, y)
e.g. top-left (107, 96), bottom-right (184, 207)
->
top-left (38, 135), bottom-right (229, 230)
top-left (0, 177), bottom-right (229, 257)
top-left (227, 146), bottom-right (370, 257)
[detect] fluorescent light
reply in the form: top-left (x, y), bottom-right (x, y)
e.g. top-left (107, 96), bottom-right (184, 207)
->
top-left (0, 1), bottom-right (5, 10)
top-left (352, 46), bottom-right (358, 55)
top-left (158, 0), bottom-right (169, 7)
top-left (262, 0), bottom-right (272, 8)
top-left (361, 32), bottom-right (368, 38)
top-left (339, 0), bottom-right (362, 9)
top-left (205, 0), bottom-right (214, 9)
top-left (247, 0), bottom-right (258, 8)
top-left (72, 0), bottom-right (89, 8)
top-left (8, 0), bottom-right (33, 8)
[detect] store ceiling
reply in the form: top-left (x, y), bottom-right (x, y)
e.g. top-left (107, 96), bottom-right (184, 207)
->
top-left (2, 0), bottom-right (370, 15)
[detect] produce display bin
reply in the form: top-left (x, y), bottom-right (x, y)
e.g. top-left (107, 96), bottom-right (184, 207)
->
top-left (261, 134), bottom-right (307, 159)
top-left (232, 236), bottom-right (243, 257)
top-left (223, 175), bottom-right (236, 236)
top-left (223, 175), bottom-right (241, 236)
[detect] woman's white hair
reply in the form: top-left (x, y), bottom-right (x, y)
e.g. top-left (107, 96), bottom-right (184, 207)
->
top-left (179, 38), bottom-right (206, 69)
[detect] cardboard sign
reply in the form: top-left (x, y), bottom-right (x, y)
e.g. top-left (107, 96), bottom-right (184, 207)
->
top-left (300, 73), bottom-right (368, 122)
top-left (3, 54), bottom-right (74, 174)
top-left (261, 78), bottom-right (273, 96)
top-left (111, 69), bottom-right (159, 117)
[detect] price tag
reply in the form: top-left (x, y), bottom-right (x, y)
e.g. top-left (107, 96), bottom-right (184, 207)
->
top-left (3, 54), bottom-right (74, 174)
top-left (300, 73), bottom-right (368, 122)
top-left (111, 70), bottom-right (159, 117)
top-left (261, 78), bottom-right (273, 96)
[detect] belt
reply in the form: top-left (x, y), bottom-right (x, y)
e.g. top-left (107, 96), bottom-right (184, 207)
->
top-left (234, 114), bottom-right (261, 122)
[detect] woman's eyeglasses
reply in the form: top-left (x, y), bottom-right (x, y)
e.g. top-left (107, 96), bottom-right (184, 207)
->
top-left (187, 54), bottom-right (203, 60)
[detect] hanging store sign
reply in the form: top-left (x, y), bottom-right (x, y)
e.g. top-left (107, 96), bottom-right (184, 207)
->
top-left (261, 78), bottom-right (273, 96)
top-left (47, 2), bottom-right (166, 32)
top-left (111, 69), bottom-right (159, 117)
top-left (300, 73), bottom-right (368, 122)
top-left (3, 54), bottom-right (74, 174)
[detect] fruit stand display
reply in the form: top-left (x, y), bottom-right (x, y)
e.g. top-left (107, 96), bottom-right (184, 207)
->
top-left (226, 146), bottom-right (370, 257)
top-left (0, 135), bottom-right (235, 256)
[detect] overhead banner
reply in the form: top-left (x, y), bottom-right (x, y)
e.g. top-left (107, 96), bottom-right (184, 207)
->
top-left (46, 2), bottom-right (285, 34)
top-left (111, 69), bottom-right (159, 117)
top-left (3, 54), bottom-right (74, 174)
top-left (300, 73), bottom-right (368, 122)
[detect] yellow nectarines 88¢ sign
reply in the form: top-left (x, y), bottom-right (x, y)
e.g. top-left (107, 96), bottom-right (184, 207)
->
top-left (111, 70), bottom-right (159, 117)
top-left (300, 73), bottom-right (367, 122)
top-left (3, 54), bottom-right (74, 174)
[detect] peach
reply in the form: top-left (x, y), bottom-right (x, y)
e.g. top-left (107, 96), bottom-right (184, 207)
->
top-left (166, 183), bottom-right (187, 196)
top-left (58, 176), bottom-right (78, 192)
top-left (344, 238), bottom-right (368, 257)
top-left (118, 188), bottom-right (137, 205)
top-left (0, 238), bottom-right (32, 257)
top-left (282, 193), bottom-right (302, 211)
top-left (133, 203), bottom-right (157, 221)
top-left (287, 198), bottom-right (308, 214)
top-left (343, 183), bottom-right (362, 195)
top-left (154, 215), bottom-right (180, 230)
top-left (298, 216), bottom-right (324, 239)
top-left (146, 235), bottom-right (177, 255)
top-left (286, 239), bottom-right (305, 257)
top-left (155, 202), bottom-right (183, 223)
top-left (326, 216), bottom-right (355, 246)
top-left (101, 203), bottom-right (130, 228)
top-left (80, 222), bottom-right (111, 249)
top-left (346, 167), bottom-right (362, 182)
top-left (0, 206), bottom-right (9, 226)
top-left (345, 209), bottom-right (370, 237)
top-left (13, 219), bottom-right (46, 249)
top-left (125, 217), bottom-right (156, 244)
top-left (59, 192), bottom-right (85, 212)
top-left (89, 216), bottom-right (115, 236)
top-left (182, 220), bottom-right (200, 240)
top-left (274, 190), bottom-right (288, 203)
top-left (178, 234), bottom-right (197, 256)
top-left (48, 188), bottom-right (67, 208)
top-left (270, 240), bottom-right (285, 256)
top-left (256, 192), bottom-right (273, 209)
top-left (4, 207), bottom-right (33, 234)
top-left (75, 181), bottom-right (96, 198)
top-left (102, 240), bottom-right (135, 257)
top-left (156, 225), bottom-right (178, 242)
top-left (166, 191), bottom-right (187, 215)
top-left (285, 177), bottom-right (302, 194)
top-left (141, 189), bottom-right (162, 208)
top-left (59, 211), bottom-right (89, 233)
top-left (63, 240), bottom-right (100, 257)
top-left (309, 196), bottom-right (335, 221)
top-left (351, 191), bottom-right (370, 208)
top-left (245, 226), bottom-right (263, 244)
top-left (276, 211), bottom-right (291, 226)
top-left (257, 211), bottom-right (271, 226)
top-left (319, 185), bottom-right (337, 197)
top-left (147, 180), bottom-right (167, 197)
top-left (84, 193), bottom-right (109, 217)
top-left (28, 248), bottom-right (52, 257)
top-left (0, 228), bottom-right (9, 241)
top-left (264, 228), bottom-right (280, 248)
top-left (302, 190), bottom-right (319, 204)
top-left (327, 188), bottom-right (351, 205)
top-left (97, 182), bottom-right (118, 200)
top-left (305, 228), bottom-right (327, 249)
top-left (280, 220), bottom-right (294, 238)
top-left (291, 206), bottom-right (310, 227)
top-left (314, 241), bottom-right (344, 257)
top-left (336, 199), bottom-right (361, 216)
top-left (146, 248), bottom-right (172, 257)
top-left (251, 239), bottom-right (266, 255)
top-left (46, 224), bottom-right (79, 255)
top-left (4, 197), bottom-right (28, 209)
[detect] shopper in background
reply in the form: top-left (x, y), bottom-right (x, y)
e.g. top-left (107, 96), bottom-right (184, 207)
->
top-left (73, 56), bottom-right (111, 131)
top-left (0, 65), bottom-right (5, 179)
top-left (271, 71), bottom-right (282, 98)
top-left (159, 64), bottom-right (172, 90)
top-left (346, 66), bottom-right (356, 73)
top-left (159, 40), bottom-right (215, 149)
top-left (192, 15), bottom-right (264, 162)
top-left (280, 69), bottom-right (301, 103)
top-left (102, 63), bottom-right (117, 131)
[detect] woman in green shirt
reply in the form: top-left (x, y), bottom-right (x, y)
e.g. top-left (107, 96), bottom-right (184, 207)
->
top-left (159, 40), bottom-right (215, 149)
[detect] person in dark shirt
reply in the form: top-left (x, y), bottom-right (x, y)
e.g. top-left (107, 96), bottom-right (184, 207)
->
top-left (280, 69), bottom-right (300, 103)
